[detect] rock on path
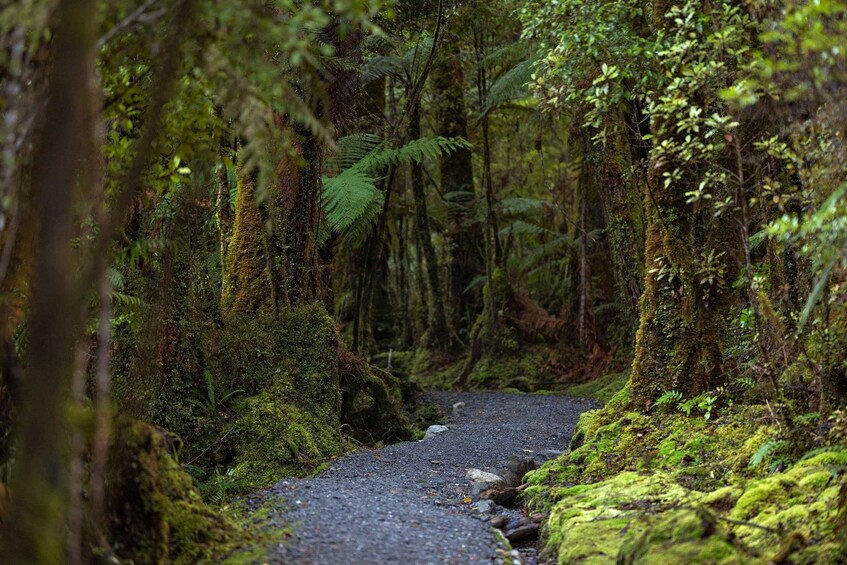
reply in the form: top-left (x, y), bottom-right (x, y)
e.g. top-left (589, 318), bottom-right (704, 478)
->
top-left (245, 392), bottom-right (594, 565)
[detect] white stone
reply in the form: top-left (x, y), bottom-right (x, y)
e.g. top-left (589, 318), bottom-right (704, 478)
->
top-left (423, 424), bottom-right (449, 440)
top-left (466, 468), bottom-right (504, 484)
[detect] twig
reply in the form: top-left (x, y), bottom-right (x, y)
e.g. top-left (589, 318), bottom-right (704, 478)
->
top-left (716, 514), bottom-right (780, 533)
top-left (96, 0), bottom-right (163, 49)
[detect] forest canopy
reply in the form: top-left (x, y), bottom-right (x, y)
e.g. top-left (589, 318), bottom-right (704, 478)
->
top-left (0, 0), bottom-right (846, 562)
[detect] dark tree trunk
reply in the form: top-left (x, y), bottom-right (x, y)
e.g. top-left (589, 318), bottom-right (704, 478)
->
top-left (410, 103), bottom-right (451, 351)
top-left (594, 115), bottom-right (645, 320)
top-left (432, 30), bottom-right (484, 333)
top-left (2, 0), bottom-right (96, 560)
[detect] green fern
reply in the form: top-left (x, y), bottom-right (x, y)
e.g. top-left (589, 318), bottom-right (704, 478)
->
top-left (331, 133), bottom-right (384, 172)
top-left (322, 169), bottom-right (384, 243)
top-left (499, 220), bottom-right (554, 238)
top-left (749, 440), bottom-right (785, 468)
top-left (481, 57), bottom-right (538, 117)
top-left (322, 136), bottom-right (471, 245)
top-left (496, 197), bottom-right (552, 217)
top-left (356, 136), bottom-right (472, 175)
top-left (656, 390), bottom-right (684, 408)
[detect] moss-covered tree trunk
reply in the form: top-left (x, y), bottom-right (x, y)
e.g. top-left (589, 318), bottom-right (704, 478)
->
top-left (222, 124), bottom-right (322, 320)
top-left (432, 29), bottom-right (483, 334)
top-left (627, 0), bottom-right (740, 409)
top-left (221, 167), bottom-right (273, 319)
top-left (595, 117), bottom-right (645, 319)
top-left (279, 124), bottom-right (322, 307)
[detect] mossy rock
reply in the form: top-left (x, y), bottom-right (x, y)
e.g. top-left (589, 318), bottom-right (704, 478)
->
top-left (106, 418), bottom-right (239, 564)
top-left (526, 402), bottom-right (779, 511)
top-left (228, 394), bottom-right (343, 490)
top-left (543, 471), bottom-right (698, 563)
top-left (619, 507), bottom-right (747, 564)
top-left (531, 410), bottom-right (847, 564)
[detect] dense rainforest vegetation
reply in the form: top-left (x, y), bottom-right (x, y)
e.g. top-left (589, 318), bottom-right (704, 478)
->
top-left (1, 0), bottom-right (846, 562)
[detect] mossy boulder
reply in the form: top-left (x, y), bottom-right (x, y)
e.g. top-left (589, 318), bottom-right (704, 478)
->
top-left (106, 418), bottom-right (238, 564)
top-left (338, 347), bottom-right (415, 444)
top-left (229, 395), bottom-right (343, 490)
top-left (525, 402), bottom-right (777, 511)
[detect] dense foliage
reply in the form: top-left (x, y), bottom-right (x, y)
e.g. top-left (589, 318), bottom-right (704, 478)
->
top-left (0, 0), bottom-right (845, 562)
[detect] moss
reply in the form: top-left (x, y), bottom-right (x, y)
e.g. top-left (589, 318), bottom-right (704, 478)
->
top-left (415, 402), bottom-right (444, 429)
top-left (564, 372), bottom-right (629, 403)
top-left (619, 508), bottom-right (746, 564)
top-left (532, 405), bottom-right (847, 565)
top-left (221, 169), bottom-right (273, 320)
top-left (222, 305), bottom-right (416, 491)
top-left (412, 344), bottom-right (561, 392)
top-left (338, 347), bottom-right (415, 444)
top-left (543, 472), bottom-right (695, 563)
top-left (106, 418), bottom-right (240, 564)
top-left (229, 395), bottom-right (343, 490)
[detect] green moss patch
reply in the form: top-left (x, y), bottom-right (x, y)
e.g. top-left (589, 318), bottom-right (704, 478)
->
top-left (528, 401), bottom-right (847, 564)
top-left (564, 371), bottom-right (629, 403)
top-left (106, 418), bottom-right (242, 564)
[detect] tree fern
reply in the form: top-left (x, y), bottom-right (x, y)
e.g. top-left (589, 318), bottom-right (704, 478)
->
top-left (496, 196), bottom-right (552, 217)
top-left (481, 57), bottom-right (538, 117)
top-left (360, 54), bottom-right (407, 84)
top-left (322, 169), bottom-right (384, 244)
top-left (328, 133), bottom-right (384, 173)
top-left (355, 136), bottom-right (472, 175)
top-left (499, 219), bottom-right (554, 238)
top-left (322, 136), bottom-right (472, 245)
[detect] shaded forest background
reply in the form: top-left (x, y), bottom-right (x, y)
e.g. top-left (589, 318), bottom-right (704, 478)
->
top-left (1, 0), bottom-right (846, 562)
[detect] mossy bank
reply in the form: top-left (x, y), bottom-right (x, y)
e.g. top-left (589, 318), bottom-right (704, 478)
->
top-left (523, 386), bottom-right (847, 563)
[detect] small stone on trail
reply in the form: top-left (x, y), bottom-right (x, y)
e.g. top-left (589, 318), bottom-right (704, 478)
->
top-left (466, 468), bottom-right (504, 485)
top-left (452, 401), bottom-right (466, 414)
top-left (473, 499), bottom-right (495, 514)
top-left (423, 424), bottom-right (449, 440)
top-left (467, 468), bottom-right (505, 497)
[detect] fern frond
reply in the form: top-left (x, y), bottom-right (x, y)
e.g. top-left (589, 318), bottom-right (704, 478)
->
top-left (481, 57), bottom-right (538, 117)
top-left (361, 54), bottom-right (406, 84)
top-left (328, 133), bottom-right (384, 173)
top-left (322, 169), bottom-right (383, 243)
top-left (355, 136), bottom-right (472, 175)
top-left (496, 197), bottom-right (552, 217)
top-left (480, 41), bottom-right (533, 70)
top-left (499, 220), bottom-right (555, 238)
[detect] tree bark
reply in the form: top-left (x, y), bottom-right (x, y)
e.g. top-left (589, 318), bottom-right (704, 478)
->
top-left (2, 0), bottom-right (96, 561)
top-left (432, 29), bottom-right (484, 332)
top-left (410, 103), bottom-right (451, 351)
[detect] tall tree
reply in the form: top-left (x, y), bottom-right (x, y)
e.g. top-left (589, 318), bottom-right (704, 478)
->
top-left (432, 22), bottom-right (484, 335)
top-left (2, 0), bottom-right (96, 560)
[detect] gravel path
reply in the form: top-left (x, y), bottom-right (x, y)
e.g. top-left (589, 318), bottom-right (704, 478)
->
top-left (246, 392), bottom-right (594, 565)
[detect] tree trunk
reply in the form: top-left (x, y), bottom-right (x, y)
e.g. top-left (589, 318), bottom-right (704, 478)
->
top-left (594, 115), bottom-right (645, 320)
top-left (410, 103), bottom-right (451, 351)
top-left (2, 0), bottom-right (96, 560)
top-left (432, 29), bottom-right (483, 333)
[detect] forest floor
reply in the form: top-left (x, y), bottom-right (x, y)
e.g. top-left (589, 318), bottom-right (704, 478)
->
top-left (233, 392), bottom-right (595, 564)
